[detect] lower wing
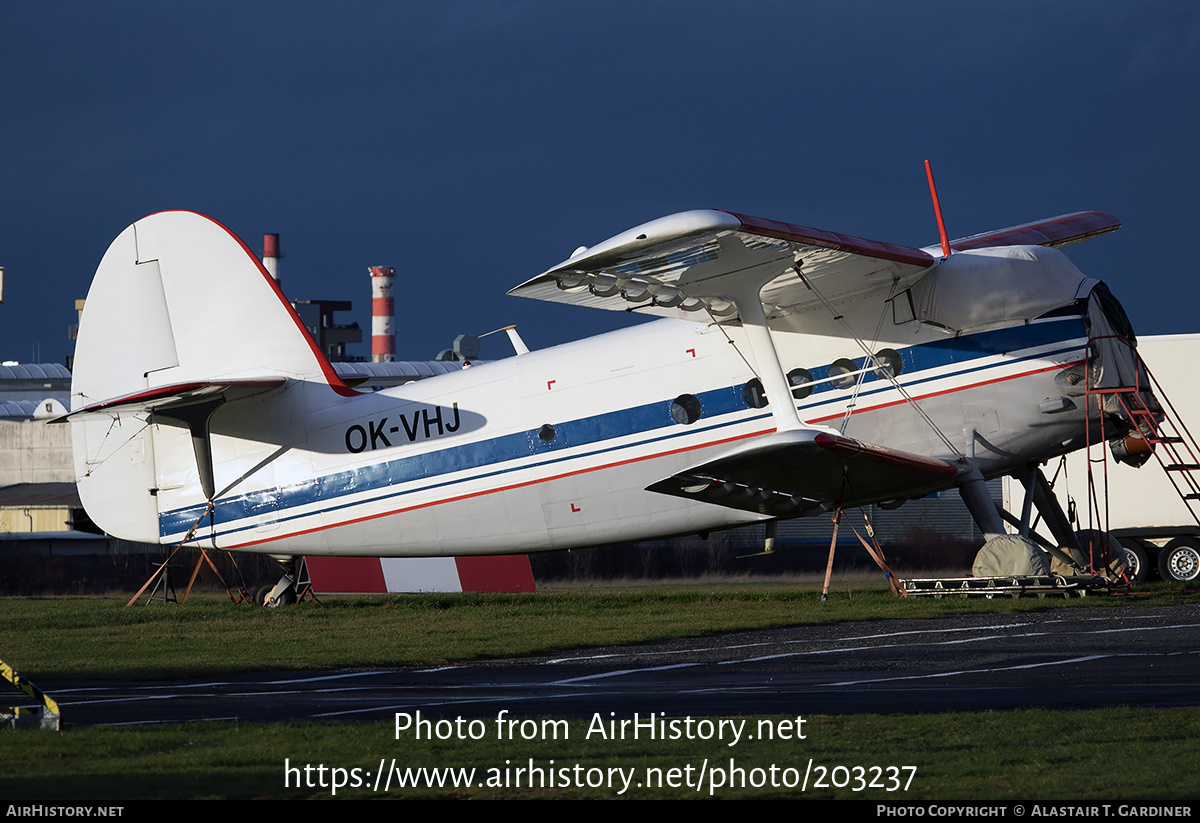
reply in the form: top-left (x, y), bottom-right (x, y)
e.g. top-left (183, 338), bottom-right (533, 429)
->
top-left (647, 429), bottom-right (961, 517)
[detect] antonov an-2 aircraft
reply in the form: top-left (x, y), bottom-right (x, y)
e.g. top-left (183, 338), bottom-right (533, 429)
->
top-left (64, 197), bottom-right (1154, 604)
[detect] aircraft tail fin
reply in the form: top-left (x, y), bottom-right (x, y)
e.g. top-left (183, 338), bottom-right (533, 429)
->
top-left (70, 211), bottom-right (353, 542)
top-left (72, 211), bottom-right (348, 401)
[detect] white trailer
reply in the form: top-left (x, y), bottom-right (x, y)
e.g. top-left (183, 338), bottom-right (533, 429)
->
top-left (1003, 334), bottom-right (1200, 582)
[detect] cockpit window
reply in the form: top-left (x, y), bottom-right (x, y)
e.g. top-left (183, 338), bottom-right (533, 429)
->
top-left (1033, 299), bottom-right (1087, 321)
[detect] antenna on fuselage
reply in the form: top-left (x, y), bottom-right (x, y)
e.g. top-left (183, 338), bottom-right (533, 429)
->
top-left (924, 159), bottom-right (952, 258)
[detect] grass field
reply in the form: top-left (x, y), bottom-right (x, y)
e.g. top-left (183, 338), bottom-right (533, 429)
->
top-left (3, 709), bottom-right (1198, 800)
top-left (1, 583), bottom-right (1197, 800)
top-left (2, 581), bottom-right (1185, 680)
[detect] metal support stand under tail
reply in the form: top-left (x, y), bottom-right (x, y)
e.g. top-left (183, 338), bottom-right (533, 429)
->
top-left (126, 501), bottom-right (216, 607)
top-left (143, 553), bottom-right (179, 604)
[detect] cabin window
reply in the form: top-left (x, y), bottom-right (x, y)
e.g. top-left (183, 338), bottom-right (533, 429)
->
top-left (741, 379), bottom-right (768, 409)
top-left (872, 348), bottom-right (903, 379)
top-left (787, 368), bottom-right (814, 399)
top-left (538, 424), bottom-right (557, 443)
top-left (670, 394), bottom-right (703, 424)
top-left (828, 358), bottom-right (858, 390)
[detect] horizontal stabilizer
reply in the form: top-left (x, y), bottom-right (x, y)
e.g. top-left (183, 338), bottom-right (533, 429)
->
top-left (54, 378), bottom-right (286, 422)
top-left (647, 430), bottom-right (960, 517)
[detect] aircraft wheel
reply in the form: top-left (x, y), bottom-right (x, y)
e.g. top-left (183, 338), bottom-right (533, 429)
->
top-left (972, 535), bottom-right (1049, 577)
top-left (254, 580), bottom-right (298, 607)
top-left (253, 582), bottom-right (275, 607)
top-left (1158, 537), bottom-right (1200, 583)
top-left (1073, 530), bottom-right (1128, 579)
top-left (1120, 540), bottom-right (1150, 584)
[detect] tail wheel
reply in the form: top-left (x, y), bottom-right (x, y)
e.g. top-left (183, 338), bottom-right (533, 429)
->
top-left (253, 582), bottom-right (275, 607)
top-left (254, 579), bottom-right (298, 607)
top-left (1158, 537), bottom-right (1200, 583)
top-left (270, 586), bottom-right (298, 608)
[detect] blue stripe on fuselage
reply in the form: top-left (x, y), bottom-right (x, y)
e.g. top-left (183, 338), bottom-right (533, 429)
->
top-left (159, 317), bottom-right (1087, 538)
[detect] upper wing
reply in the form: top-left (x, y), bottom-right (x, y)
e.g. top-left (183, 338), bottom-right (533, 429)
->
top-left (938, 211), bottom-right (1121, 253)
top-left (508, 209), bottom-right (936, 323)
top-left (647, 429), bottom-right (961, 517)
top-left (509, 209), bottom-right (1122, 324)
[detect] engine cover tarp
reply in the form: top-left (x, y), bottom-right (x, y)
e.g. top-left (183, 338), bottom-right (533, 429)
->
top-left (909, 245), bottom-right (1096, 332)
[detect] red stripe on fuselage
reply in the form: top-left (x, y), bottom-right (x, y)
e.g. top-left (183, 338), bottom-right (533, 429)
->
top-left (218, 358), bottom-right (1080, 550)
top-left (805, 359), bottom-right (1082, 425)
top-left (224, 427), bottom-right (775, 549)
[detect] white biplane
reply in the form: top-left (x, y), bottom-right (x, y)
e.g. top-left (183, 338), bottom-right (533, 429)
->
top-left (63, 193), bottom-right (1154, 603)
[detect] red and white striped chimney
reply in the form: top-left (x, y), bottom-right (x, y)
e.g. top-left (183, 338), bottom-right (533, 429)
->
top-left (370, 266), bottom-right (395, 362)
top-left (261, 233), bottom-right (282, 287)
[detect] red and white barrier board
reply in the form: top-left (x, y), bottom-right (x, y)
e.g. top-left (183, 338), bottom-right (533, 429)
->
top-left (305, 555), bottom-right (535, 593)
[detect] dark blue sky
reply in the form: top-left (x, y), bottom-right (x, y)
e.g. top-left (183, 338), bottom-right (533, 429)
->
top-left (3, 2), bottom-right (1198, 364)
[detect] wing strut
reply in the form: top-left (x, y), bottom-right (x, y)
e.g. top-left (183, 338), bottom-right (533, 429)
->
top-left (721, 278), bottom-right (806, 433)
top-left (156, 399), bottom-right (224, 501)
top-left (690, 267), bottom-right (806, 433)
top-left (787, 259), bottom-right (966, 461)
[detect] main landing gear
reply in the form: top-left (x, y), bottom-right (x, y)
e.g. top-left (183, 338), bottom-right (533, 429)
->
top-left (958, 463), bottom-right (1127, 582)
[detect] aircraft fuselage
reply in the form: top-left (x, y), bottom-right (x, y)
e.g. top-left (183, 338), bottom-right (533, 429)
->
top-left (152, 309), bottom-right (1092, 556)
